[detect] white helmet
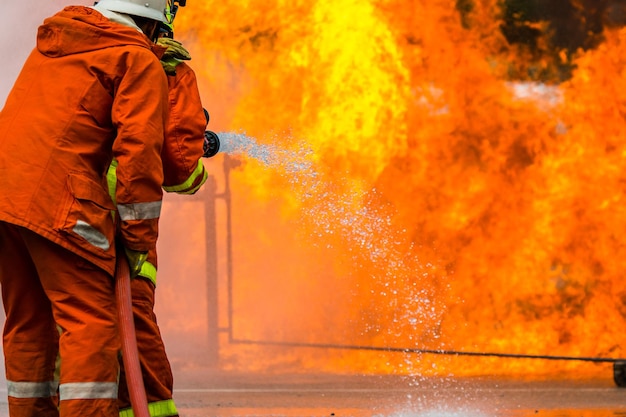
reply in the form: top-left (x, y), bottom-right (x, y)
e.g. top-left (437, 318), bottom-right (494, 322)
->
top-left (95, 0), bottom-right (168, 23)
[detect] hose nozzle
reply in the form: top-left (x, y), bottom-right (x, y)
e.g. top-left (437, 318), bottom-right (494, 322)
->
top-left (203, 130), bottom-right (220, 158)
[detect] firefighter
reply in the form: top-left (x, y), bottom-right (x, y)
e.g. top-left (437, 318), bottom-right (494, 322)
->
top-left (0, 2), bottom-right (170, 416)
top-left (105, 2), bottom-right (217, 415)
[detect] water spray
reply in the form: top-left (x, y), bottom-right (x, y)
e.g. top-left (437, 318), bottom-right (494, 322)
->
top-left (200, 133), bottom-right (626, 386)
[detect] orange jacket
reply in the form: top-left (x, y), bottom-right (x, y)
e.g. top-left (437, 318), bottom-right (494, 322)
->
top-left (106, 60), bottom-right (208, 283)
top-left (143, 62), bottom-right (207, 280)
top-left (162, 61), bottom-right (208, 195)
top-left (133, 61), bottom-right (208, 283)
top-left (0, 6), bottom-right (168, 275)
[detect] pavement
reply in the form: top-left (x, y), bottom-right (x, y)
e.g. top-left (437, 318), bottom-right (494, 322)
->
top-left (0, 370), bottom-right (624, 416)
top-left (140, 369), bottom-right (626, 416)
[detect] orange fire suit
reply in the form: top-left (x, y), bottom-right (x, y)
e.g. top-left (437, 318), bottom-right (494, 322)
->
top-left (111, 61), bottom-right (207, 417)
top-left (0, 6), bottom-right (168, 417)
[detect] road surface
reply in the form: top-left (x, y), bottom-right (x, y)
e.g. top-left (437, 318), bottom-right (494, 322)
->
top-left (0, 370), bottom-right (624, 416)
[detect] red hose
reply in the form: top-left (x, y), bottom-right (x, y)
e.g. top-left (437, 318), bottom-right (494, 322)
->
top-left (115, 248), bottom-right (150, 417)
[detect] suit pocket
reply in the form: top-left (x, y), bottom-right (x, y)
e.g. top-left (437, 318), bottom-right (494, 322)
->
top-left (55, 173), bottom-right (115, 256)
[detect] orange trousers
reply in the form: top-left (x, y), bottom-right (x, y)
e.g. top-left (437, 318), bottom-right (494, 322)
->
top-left (0, 222), bottom-right (120, 417)
top-left (118, 277), bottom-right (177, 417)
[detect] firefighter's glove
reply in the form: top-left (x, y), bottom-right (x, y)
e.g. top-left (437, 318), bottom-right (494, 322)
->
top-left (124, 248), bottom-right (148, 279)
top-left (157, 37), bottom-right (191, 75)
top-left (158, 37), bottom-right (191, 60)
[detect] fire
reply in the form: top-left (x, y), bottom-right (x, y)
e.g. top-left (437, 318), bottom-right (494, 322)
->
top-left (163, 1), bottom-right (626, 377)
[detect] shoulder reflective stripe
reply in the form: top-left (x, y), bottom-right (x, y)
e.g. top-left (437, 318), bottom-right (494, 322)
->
top-left (119, 398), bottom-right (178, 417)
top-left (162, 160), bottom-right (207, 194)
top-left (117, 201), bottom-right (162, 221)
top-left (7, 380), bottom-right (58, 398)
top-left (138, 261), bottom-right (157, 286)
top-left (73, 220), bottom-right (111, 250)
top-left (59, 382), bottom-right (117, 400)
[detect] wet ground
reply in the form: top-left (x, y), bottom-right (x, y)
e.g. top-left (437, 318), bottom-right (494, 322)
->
top-left (0, 370), bottom-right (625, 416)
top-left (147, 370), bottom-right (626, 416)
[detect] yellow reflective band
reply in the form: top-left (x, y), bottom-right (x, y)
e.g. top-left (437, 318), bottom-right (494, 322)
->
top-left (162, 160), bottom-right (207, 194)
top-left (177, 168), bottom-right (208, 195)
top-left (106, 159), bottom-right (118, 204)
top-left (137, 261), bottom-right (157, 286)
top-left (119, 399), bottom-right (178, 417)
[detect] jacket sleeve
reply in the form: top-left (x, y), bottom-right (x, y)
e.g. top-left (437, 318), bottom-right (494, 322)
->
top-left (161, 62), bottom-right (208, 195)
top-left (111, 47), bottom-right (168, 253)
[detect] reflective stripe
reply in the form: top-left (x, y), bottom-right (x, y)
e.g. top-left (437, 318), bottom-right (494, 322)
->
top-left (138, 261), bottom-right (157, 286)
top-left (73, 220), bottom-right (110, 250)
top-left (59, 382), bottom-right (117, 400)
top-left (7, 380), bottom-right (58, 398)
top-left (119, 399), bottom-right (178, 417)
top-left (106, 160), bottom-right (118, 205)
top-left (183, 168), bottom-right (209, 195)
top-left (117, 201), bottom-right (162, 221)
top-left (162, 160), bottom-right (207, 194)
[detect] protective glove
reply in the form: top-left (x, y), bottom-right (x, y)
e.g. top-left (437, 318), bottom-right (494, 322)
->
top-left (124, 248), bottom-right (148, 279)
top-left (157, 37), bottom-right (191, 75)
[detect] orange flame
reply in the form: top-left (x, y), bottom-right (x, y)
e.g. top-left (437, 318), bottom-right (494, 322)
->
top-left (162, 2), bottom-right (626, 378)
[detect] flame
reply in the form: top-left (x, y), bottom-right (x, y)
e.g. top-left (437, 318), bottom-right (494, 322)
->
top-left (163, 2), bottom-right (626, 377)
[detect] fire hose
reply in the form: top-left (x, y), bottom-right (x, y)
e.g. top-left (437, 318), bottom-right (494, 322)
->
top-left (115, 247), bottom-right (151, 417)
top-left (113, 118), bottom-right (218, 417)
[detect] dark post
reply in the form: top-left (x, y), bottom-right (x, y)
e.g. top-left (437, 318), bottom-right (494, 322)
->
top-left (204, 176), bottom-right (219, 367)
top-left (223, 154), bottom-right (238, 343)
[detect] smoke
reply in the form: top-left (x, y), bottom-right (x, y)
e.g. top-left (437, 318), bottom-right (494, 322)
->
top-left (0, 1), bottom-right (89, 105)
